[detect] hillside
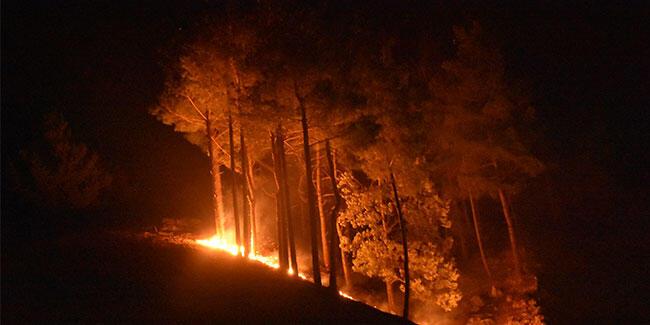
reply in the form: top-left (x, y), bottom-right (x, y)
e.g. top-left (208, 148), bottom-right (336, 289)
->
top-left (2, 231), bottom-right (405, 323)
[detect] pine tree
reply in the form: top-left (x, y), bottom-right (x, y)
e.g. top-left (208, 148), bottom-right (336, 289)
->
top-left (12, 113), bottom-right (112, 212)
top-left (429, 23), bottom-right (544, 281)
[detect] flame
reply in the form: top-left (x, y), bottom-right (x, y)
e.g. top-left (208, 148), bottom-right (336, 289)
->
top-left (196, 235), bottom-right (245, 257)
top-left (338, 290), bottom-right (357, 301)
top-left (195, 234), bottom-right (351, 298)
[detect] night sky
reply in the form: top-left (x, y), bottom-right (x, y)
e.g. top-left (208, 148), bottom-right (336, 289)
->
top-left (3, 1), bottom-right (649, 322)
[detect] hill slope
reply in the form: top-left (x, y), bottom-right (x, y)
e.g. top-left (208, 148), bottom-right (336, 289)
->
top-left (2, 232), bottom-right (404, 323)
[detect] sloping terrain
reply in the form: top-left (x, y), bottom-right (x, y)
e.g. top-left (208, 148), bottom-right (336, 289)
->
top-left (2, 231), bottom-right (404, 323)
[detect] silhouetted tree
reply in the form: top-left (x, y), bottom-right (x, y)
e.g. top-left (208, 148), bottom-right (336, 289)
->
top-left (12, 113), bottom-right (112, 212)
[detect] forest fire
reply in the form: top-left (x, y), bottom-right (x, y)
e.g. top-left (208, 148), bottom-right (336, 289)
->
top-left (4, 0), bottom-right (647, 322)
top-left (8, 1), bottom-right (591, 322)
top-left (148, 6), bottom-right (549, 321)
top-left (196, 234), bottom-right (338, 292)
top-left (196, 235), bottom-right (248, 259)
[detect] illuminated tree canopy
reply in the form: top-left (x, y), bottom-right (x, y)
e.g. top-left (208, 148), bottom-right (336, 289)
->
top-left (150, 4), bottom-right (545, 323)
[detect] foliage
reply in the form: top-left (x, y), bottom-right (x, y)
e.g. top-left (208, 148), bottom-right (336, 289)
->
top-left (11, 113), bottom-right (112, 210)
top-left (466, 296), bottom-right (544, 325)
top-left (428, 22), bottom-right (544, 199)
top-left (498, 297), bottom-right (545, 325)
top-left (151, 12), bottom-right (267, 162)
top-left (338, 172), bottom-right (461, 311)
top-left (467, 316), bottom-right (496, 325)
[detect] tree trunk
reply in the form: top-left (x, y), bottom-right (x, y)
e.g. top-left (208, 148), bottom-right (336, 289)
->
top-left (385, 280), bottom-right (397, 314)
top-left (205, 110), bottom-right (224, 236)
top-left (380, 197), bottom-right (396, 314)
top-left (469, 191), bottom-right (493, 284)
top-left (240, 132), bottom-right (251, 257)
top-left (228, 111), bottom-right (241, 253)
top-left (457, 201), bottom-right (470, 261)
top-left (316, 143), bottom-right (330, 269)
top-left (499, 188), bottom-right (521, 281)
top-left (325, 141), bottom-right (340, 292)
top-left (389, 172), bottom-right (409, 320)
top-left (332, 149), bottom-right (352, 288)
top-left (241, 132), bottom-right (257, 254)
top-left (247, 156), bottom-right (257, 254)
top-left (278, 130), bottom-right (298, 274)
top-left (296, 87), bottom-right (321, 286)
top-left (271, 132), bottom-right (288, 271)
top-left (336, 222), bottom-right (353, 287)
top-left (230, 58), bottom-right (250, 254)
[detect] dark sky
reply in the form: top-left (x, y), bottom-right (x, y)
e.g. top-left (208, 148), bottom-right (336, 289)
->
top-left (3, 1), bottom-right (649, 322)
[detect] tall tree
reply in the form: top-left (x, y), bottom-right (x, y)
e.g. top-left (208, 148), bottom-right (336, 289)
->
top-left (240, 131), bottom-right (254, 254)
top-left (271, 130), bottom-right (289, 271)
top-left (429, 23), bottom-right (544, 281)
top-left (278, 128), bottom-right (299, 273)
top-left (154, 8), bottom-right (272, 243)
top-left (469, 190), bottom-right (494, 289)
top-left (153, 78), bottom-right (228, 237)
top-left (295, 83), bottom-right (321, 285)
top-left (315, 143), bottom-right (330, 269)
top-left (205, 110), bottom-right (226, 236)
top-left (228, 109), bottom-right (241, 251)
top-left (390, 171), bottom-right (409, 319)
top-left (325, 140), bottom-right (341, 293)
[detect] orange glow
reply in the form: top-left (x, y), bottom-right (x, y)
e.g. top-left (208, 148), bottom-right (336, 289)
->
top-left (195, 234), bottom-right (352, 299)
top-left (338, 290), bottom-right (356, 301)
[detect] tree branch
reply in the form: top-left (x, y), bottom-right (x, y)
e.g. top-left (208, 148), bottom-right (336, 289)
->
top-left (185, 95), bottom-right (208, 121)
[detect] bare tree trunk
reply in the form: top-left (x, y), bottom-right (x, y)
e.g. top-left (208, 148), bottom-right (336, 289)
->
top-left (380, 198), bottom-right (396, 313)
top-left (296, 85), bottom-right (321, 286)
top-left (389, 172), bottom-right (409, 320)
top-left (228, 111), bottom-right (241, 253)
top-left (271, 132), bottom-right (288, 271)
top-left (385, 280), bottom-right (397, 314)
top-left (229, 58), bottom-right (251, 254)
top-left (247, 157), bottom-right (257, 253)
top-left (278, 130), bottom-right (298, 274)
top-left (469, 191), bottom-right (494, 286)
top-left (325, 141), bottom-right (340, 293)
top-left (332, 150), bottom-right (352, 288)
top-left (457, 201), bottom-right (470, 261)
top-left (241, 132), bottom-right (257, 254)
top-left (316, 143), bottom-right (330, 269)
top-left (240, 132), bottom-right (251, 256)
top-left (499, 188), bottom-right (521, 281)
top-left (336, 222), bottom-right (353, 287)
top-left (205, 110), bottom-right (224, 236)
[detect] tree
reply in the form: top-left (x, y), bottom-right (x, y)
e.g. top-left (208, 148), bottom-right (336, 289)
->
top-left (338, 172), bottom-right (461, 313)
top-left (11, 113), bottom-right (112, 212)
top-left (429, 22), bottom-right (544, 281)
top-left (325, 140), bottom-right (342, 293)
top-left (271, 129), bottom-right (293, 272)
top-left (315, 143), bottom-right (330, 269)
top-left (469, 189), bottom-right (494, 288)
top-left (152, 11), bottom-right (267, 243)
top-left (390, 171), bottom-right (410, 319)
top-left (152, 43), bottom-right (232, 236)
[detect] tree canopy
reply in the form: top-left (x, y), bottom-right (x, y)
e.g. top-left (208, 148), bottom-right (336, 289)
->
top-left (152, 4), bottom-right (545, 323)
